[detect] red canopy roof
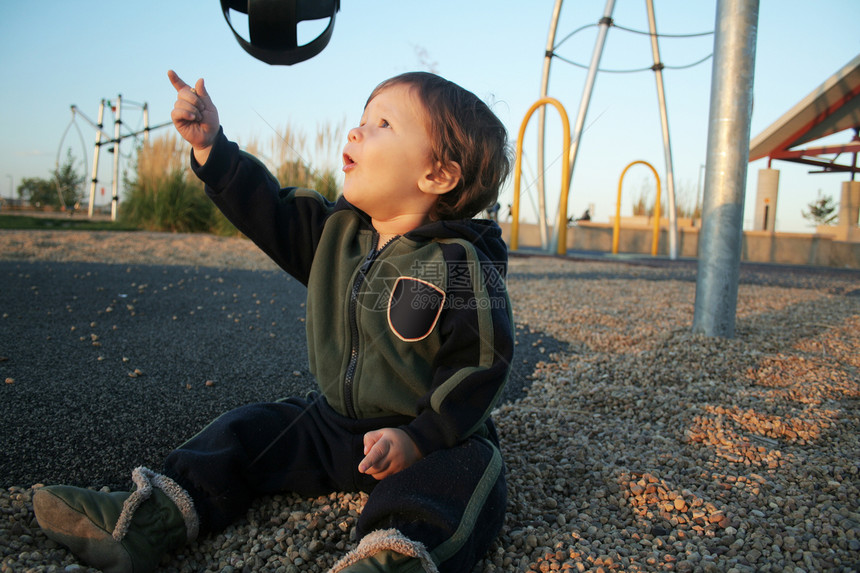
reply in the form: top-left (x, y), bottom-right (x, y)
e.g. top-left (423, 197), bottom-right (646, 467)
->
top-left (749, 53), bottom-right (860, 174)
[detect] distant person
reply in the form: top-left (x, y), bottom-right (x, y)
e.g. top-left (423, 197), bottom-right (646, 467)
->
top-left (486, 201), bottom-right (500, 221)
top-left (577, 209), bottom-right (591, 222)
top-left (33, 70), bottom-right (514, 573)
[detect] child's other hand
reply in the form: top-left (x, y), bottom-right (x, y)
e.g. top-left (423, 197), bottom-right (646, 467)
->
top-left (168, 70), bottom-right (220, 163)
top-left (359, 428), bottom-right (423, 480)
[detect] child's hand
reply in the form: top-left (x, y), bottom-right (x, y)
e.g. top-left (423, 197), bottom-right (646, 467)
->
top-left (167, 70), bottom-right (220, 164)
top-left (359, 428), bottom-right (423, 480)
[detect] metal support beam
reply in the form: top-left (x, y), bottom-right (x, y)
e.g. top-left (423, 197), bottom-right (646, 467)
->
top-left (111, 95), bottom-right (122, 221)
top-left (535, 0), bottom-right (564, 250)
top-left (87, 100), bottom-right (106, 217)
top-left (645, 0), bottom-right (679, 260)
top-left (143, 103), bottom-right (150, 145)
top-left (693, 0), bottom-right (759, 338)
top-left (551, 0), bottom-right (616, 254)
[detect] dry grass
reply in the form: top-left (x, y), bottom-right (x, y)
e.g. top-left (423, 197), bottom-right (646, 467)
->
top-left (123, 122), bottom-right (346, 233)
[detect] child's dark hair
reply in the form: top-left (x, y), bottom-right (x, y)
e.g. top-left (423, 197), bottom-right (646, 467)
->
top-left (367, 72), bottom-right (512, 221)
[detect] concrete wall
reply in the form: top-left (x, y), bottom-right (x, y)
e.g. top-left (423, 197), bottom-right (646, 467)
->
top-left (499, 221), bottom-right (860, 269)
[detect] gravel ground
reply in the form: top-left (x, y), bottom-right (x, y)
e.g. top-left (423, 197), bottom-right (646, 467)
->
top-left (1, 229), bottom-right (859, 573)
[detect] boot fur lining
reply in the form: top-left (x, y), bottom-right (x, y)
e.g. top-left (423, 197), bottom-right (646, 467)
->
top-left (328, 528), bottom-right (439, 573)
top-left (112, 466), bottom-right (199, 543)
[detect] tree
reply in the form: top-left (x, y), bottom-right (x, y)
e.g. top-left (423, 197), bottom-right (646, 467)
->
top-left (17, 177), bottom-right (56, 208)
top-left (53, 149), bottom-right (86, 210)
top-left (801, 191), bottom-right (838, 226)
top-left (16, 150), bottom-right (85, 210)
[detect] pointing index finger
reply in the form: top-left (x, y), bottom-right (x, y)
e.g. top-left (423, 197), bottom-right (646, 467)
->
top-left (167, 69), bottom-right (190, 93)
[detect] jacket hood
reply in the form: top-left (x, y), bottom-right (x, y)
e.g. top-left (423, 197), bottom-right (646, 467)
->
top-left (336, 197), bottom-right (509, 275)
top-left (406, 218), bottom-right (509, 276)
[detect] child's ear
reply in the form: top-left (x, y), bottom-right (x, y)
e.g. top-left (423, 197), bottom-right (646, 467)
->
top-left (420, 161), bottom-right (462, 196)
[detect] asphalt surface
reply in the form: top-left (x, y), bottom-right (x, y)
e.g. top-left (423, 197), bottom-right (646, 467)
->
top-left (0, 260), bottom-right (565, 489)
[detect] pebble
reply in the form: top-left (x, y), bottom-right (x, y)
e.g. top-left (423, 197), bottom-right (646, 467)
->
top-left (2, 237), bottom-right (859, 572)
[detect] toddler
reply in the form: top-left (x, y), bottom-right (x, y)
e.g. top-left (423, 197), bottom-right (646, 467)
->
top-left (34, 69), bottom-right (514, 573)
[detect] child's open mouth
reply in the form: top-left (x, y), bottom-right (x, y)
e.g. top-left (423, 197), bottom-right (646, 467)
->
top-left (342, 153), bottom-right (356, 172)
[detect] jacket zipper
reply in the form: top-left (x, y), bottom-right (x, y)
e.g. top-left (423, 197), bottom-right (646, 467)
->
top-left (343, 234), bottom-right (395, 418)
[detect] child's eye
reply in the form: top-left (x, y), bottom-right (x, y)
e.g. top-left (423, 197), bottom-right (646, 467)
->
top-left (379, 119), bottom-right (390, 128)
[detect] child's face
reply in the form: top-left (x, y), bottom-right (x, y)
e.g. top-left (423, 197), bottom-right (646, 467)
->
top-left (342, 84), bottom-right (438, 224)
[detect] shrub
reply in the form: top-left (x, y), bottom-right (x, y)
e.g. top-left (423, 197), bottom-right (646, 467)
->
top-left (265, 121), bottom-right (344, 202)
top-left (123, 169), bottom-right (215, 233)
top-left (122, 134), bottom-right (222, 233)
top-left (121, 121), bottom-right (343, 235)
top-left (802, 191), bottom-right (838, 226)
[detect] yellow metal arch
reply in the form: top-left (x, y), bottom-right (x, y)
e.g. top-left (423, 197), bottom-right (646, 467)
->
top-left (511, 97), bottom-right (571, 256)
top-left (614, 160), bottom-right (662, 256)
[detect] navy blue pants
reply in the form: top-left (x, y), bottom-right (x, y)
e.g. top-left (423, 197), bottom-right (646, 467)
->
top-left (163, 394), bottom-right (506, 573)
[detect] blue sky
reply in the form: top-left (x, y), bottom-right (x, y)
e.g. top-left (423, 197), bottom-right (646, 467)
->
top-left (1, 0), bottom-right (858, 233)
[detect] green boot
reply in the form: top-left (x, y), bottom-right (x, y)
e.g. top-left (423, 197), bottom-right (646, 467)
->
top-left (329, 529), bottom-right (438, 573)
top-left (33, 466), bottom-right (199, 573)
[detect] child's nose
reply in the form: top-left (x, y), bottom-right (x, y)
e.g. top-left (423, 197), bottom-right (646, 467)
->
top-left (347, 127), bottom-right (361, 142)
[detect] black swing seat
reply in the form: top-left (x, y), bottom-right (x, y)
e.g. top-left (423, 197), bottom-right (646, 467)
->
top-left (220, 0), bottom-right (340, 65)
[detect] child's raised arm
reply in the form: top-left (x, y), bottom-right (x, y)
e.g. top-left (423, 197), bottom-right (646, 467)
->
top-left (168, 70), bottom-right (220, 165)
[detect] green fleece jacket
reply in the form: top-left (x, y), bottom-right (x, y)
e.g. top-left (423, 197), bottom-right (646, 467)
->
top-left (193, 129), bottom-right (514, 456)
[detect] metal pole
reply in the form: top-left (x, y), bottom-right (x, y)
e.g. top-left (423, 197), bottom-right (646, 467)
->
top-left (111, 95), bottom-right (122, 221)
top-left (645, 0), bottom-right (679, 259)
top-left (696, 163), bottom-right (706, 219)
top-left (536, 0), bottom-right (564, 250)
top-left (851, 128), bottom-right (858, 182)
top-left (143, 103), bottom-right (150, 145)
top-left (692, 0), bottom-right (759, 338)
top-left (553, 0), bottom-right (616, 253)
top-left (87, 100), bottom-right (105, 217)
